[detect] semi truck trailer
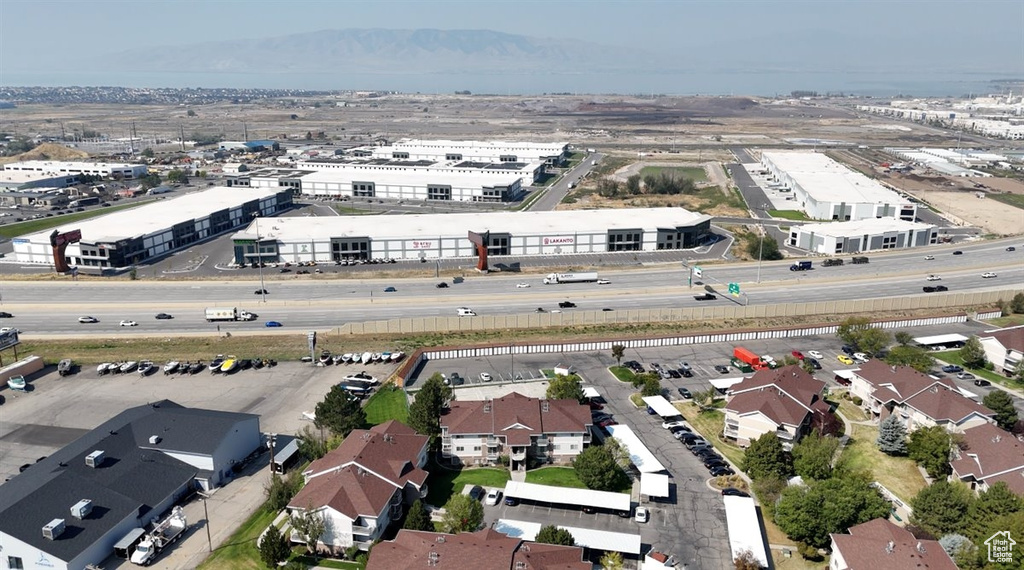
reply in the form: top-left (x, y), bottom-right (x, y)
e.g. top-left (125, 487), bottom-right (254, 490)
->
top-left (204, 307), bottom-right (257, 322)
top-left (542, 272), bottom-right (599, 284)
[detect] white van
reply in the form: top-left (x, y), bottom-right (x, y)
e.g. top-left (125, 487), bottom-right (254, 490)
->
top-left (456, 307), bottom-right (476, 317)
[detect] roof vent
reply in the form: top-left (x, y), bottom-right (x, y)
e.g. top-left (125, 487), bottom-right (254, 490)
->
top-left (149, 435), bottom-right (162, 445)
top-left (427, 551), bottom-right (440, 566)
top-left (993, 435), bottom-right (1002, 443)
top-left (541, 401), bottom-right (549, 413)
top-left (42, 519), bottom-right (65, 540)
top-left (885, 540), bottom-right (895, 554)
top-left (916, 541), bottom-right (926, 554)
top-left (85, 450), bottom-right (105, 468)
top-left (516, 562), bottom-right (527, 570)
top-left (71, 499), bottom-right (93, 519)
top-left (436, 536), bottom-right (445, 543)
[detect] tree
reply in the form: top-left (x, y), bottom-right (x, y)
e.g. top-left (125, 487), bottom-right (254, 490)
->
top-left (408, 373), bottom-right (452, 445)
top-left (625, 174), bottom-right (641, 195)
top-left (265, 472), bottom-right (302, 511)
top-left (296, 424), bottom-right (328, 460)
top-left (983, 390), bottom-right (1018, 430)
top-left (140, 147), bottom-right (154, 158)
top-left (1014, 361), bottom-right (1024, 385)
top-left (600, 551), bottom-right (625, 570)
top-left (546, 373), bottom-right (585, 403)
top-left (975, 511), bottom-right (1024, 569)
top-left (876, 414), bottom-right (908, 455)
top-left (403, 499), bottom-right (433, 531)
top-left (858, 327), bottom-right (891, 356)
top-left (800, 358), bottom-right (816, 375)
top-left (743, 433), bottom-right (791, 481)
top-left (290, 507), bottom-right (327, 555)
top-left (314, 385), bottom-right (366, 437)
top-left (965, 482), bottom-right (1023, 539)
top-left (166, 169), bottom-right (189, 185)
top-left (938, 534), bottom-right (974, 561)
top-left (836, 317), bottom-right (890, 351)
top-left (640, 375), bottom-right (662, 397)
top-left (611, 344), bottom-right (625, 365)
top-left (910, 479), bottom-right (974, 537)
top-left (694, 386), bottom-right (718, 409)
top-left (773, 475), bottom-right (891, 548)
top-left (751, 475), bottom-right (787, 518)
top-left (439, 493), bottom-right (483, 534)
top-left (895, 331), bottom-right (914, 346)
top-left (1012, 292), bottom-right (1024, 314)
top-left (885, 345), bottom-right (935, 373)
top-left (733, 549), bottom-right (764, 570)
top-left (258, 523), bottom-right (291, 568)
top-left (138, 172), bottom-right (162, 189)
top-left (186, 109), bottom-right (196, 117)
top-left (746, 233), bottom-right (783, 261)
top-left (810, 409), bottom-right (842, 437)
top-left (791, 430), bottom-right (840, 480)
top-left (959, 336), bottom-right (987, 369)
top-left (908, 426), bottom-right (954, 479)
top-left (572, 444), bottom-right (629, 491)
top-left (535, 525), bottom-right (575, 546)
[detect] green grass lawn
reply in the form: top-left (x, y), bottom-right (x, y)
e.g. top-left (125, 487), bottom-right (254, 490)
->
top-left (768, 209), bottom-right (810, 221)
top-left (639, 165), bottom-right (708, 182)
top-left (0, 201), bottom-right (151, 239)
top-left (198, 506), bottom-right (278, 570)
top-left (364, 384), bottom-right (409, 425)
top-left (933, 350), bottom-right (1010, 386)
top-left (332, 205), bottom-right (379, 215)
top-left (609, 366), bottom-right (635, 383)
top-left (292, 556), bottom-right (364, 569)
top-left (674, 402), bottom-right (746, 467)
top-left (984, 314), bottom-right (1024, 328)
top-left (424, 464), bottom-right (510, 507)
top-left (990, 193), bottom-right (1024, 210)
top-left (841, 423), bottom-right (925, 505)
top-left (524, 466), bottom-right (588, 489)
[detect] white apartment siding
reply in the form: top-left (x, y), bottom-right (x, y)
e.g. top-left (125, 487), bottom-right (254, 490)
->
top-left (980, 337), bottom-right (1023, 374)
top-left (723, 410), bottom-right (779, 446)
top-left (548, 433), bottom-right (585, 456)
top-left (848, 376), bottom-right (879, 412)
top-left (829, 539), bottom-right (847, 570)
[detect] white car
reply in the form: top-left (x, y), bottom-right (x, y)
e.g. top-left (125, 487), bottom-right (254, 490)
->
top-left (480, 372), bottom-right (493, 382)
top-left (515, 283), bottom-right (531, 288)
top-left (926, 275), bottom-right (941, 281)
top-left (0, 327), bottom-right (19, 334)
top-left (635, 506), bottom-right (649, 523)
top-left (761, 355), bottom-right (775, 365)
top-left (662, 420), bottom-right (688, 430)
top-left (982, 272), bottom-right (998, 279)
top-left (596, 279), bottom-right (611, 285)
top-left (853, 352), bottom-right (870, 362)
top-left (78, 316), bottom-right (98, 323)
top-left (119, 320), bottom-right (138, 327)
top-left (484, 489), bottom-right (502, 506)
top-left (807, 350), bottom-right (824, 359)
top-left (924, 255), bottom-right (935, 260)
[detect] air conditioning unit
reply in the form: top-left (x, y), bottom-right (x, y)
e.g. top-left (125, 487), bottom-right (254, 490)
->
top-left (42, 519), bottom-right (65, 540)
top-left (71, 499), bottom-right (93, 519)
top-left (85, 450), bottom-right (105, 468)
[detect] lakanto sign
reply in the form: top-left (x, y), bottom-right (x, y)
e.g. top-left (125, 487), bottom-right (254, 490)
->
top-left (542, 236), bottom-right (574, 246)
top-left (411, 241), bottom-right (433, 249)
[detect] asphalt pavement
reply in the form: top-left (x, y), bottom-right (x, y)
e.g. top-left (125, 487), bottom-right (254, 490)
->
top-left (527, 152), bottom-right (602, 211)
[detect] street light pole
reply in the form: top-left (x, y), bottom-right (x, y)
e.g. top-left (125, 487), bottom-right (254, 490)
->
top-left (199, 493), bottom-right (212, 552)
top-left (756, 204), bottom-right (768, 284)
top-left (253, 213), bottom-right (266, 303)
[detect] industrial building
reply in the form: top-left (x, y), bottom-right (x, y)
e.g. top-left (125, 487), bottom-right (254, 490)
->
top-left (11, 187), bottom-right (292, 269)
top-left (0, 169), bottom-right (79, 191)
top-left (761, 151), bottom-right (917, 222)
top-left (298, 169), bottom-right (525, 202)
top-left (1, 160), bottom-right (148, 180)
top-left (788, 218), bottom-right (937, 254)
top-left (348, 139), bottom-right (569, 165)
top-left (0, 401), bottom-right (260, 570)
top-left (230, 207), bottom-right (712, 265)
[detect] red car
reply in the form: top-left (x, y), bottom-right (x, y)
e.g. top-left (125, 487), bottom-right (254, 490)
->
top-left (598, 419), bottom-right (618, 428)
top-left (589, 401), bottom-right (605, 411)
top-left (791, 351), bottom-right (805, 360)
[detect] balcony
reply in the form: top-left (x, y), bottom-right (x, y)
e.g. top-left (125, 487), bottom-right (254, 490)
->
top-left (352, 523), bottom-right (376, 538)
top-left (535, 437), bottom-right (549, 448)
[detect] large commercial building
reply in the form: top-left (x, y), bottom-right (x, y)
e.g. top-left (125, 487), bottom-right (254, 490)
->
top-left (229, 207), bottom-right (712, 265)
top-left (12, 187), bottom-right (292, 269)
top-left (297, 169), bottom-right (525, 202)
top-left (348, 139), bottom-right (569, 165)
top-left (0, 170), bottom-right (79, 191)
top-left (1, 160), bottom-right (148, 180)
top-left (761, 151), bottom-right (916, 222)
top-left (788, 218), bottom-right (938, 254)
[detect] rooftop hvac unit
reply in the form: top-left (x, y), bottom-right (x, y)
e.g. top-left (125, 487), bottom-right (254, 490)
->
top-left (149, 435), bottom-right (161, 445)
top-left (85, 450), bottom-right (105, 468)
top-left (71, 499), bottom-right (93, 519)
top-left (42, 519), bottom-right (65, 540)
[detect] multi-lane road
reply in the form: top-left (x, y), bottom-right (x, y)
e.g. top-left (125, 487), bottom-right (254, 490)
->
top-left (3, 239), bottom-right (1020, 335)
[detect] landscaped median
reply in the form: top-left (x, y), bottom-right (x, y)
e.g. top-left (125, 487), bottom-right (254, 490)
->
top-left (673, 401), bottom-right (746, 468)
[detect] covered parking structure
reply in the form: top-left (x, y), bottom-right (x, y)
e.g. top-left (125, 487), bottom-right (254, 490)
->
top-left (710, 376), bottom-right (747, 393)
top-left (913, 333), bottom-right (968, 350)
top-left (502, 481), bottom-right (631, 513)
top-left (605, 425), bottom-right (666, 473)
top-left (723, 495), bottom-right (770, 568)
top-left (494, 519), bottom-right (642, 555)
top-left (641, 395), bottom-right (681, 418)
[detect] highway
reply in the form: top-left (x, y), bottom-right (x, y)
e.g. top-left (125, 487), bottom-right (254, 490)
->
top-left (2, 239), bottom-right (1020, 335)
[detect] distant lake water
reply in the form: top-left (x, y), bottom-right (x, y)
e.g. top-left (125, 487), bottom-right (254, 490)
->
top-left (1, 69), bottom-right (1016, 98)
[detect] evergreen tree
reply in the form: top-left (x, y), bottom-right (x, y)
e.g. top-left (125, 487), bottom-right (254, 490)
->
top-left (258, 524), bottom-right (291, 568)
top-left (910, 480), bottom-right (974, 537)
top-left (314, 386), bottom-right (366, 437)
top-left (535, 525), bottom-right (575, 546)
top-left (965, 482), bottom-right (1023, 539)
top-left (599, 551), bottom-right (625, 570)
top-left (1011, 292), bottom-right (1024, 314)
top-left (743, 433), bottom-right (792, 481)
top-left (959, 336), bottom-right (987, 369)
top-left (408, 373), bottom-right (452, 444)
top-left (403, 499), bottom-right (434, 532)
top-left (876, 414), bottom-right (908, 455)
top-left (983, 390), bottom-right (1018, 430)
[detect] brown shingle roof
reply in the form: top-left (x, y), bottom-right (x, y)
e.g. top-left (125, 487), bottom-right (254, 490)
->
top-left (366, 529), bottom-right (590, 570)
top-left (952, 422), bottom-right (1024, 495)
top-left (984, 325), bottom-right (1024, 353)
top-left (902, 385), bottom-right (994, 425)
top-left (304, 420), bottom-right (428, 489)
top-left (830, 518), bottom-right (958, 570)
top-left (289, 465), bottom-right (398, 520)
top-left (725, 389), bottom-right (811, 427)
top-left (730, 365), bottom-right (825, 407)
top-left (441, 391), bottom-right (590, 443)
top-left (855, 360), bottom-right (956, 403)
top-left (725, 365), bottom-right (825, 427)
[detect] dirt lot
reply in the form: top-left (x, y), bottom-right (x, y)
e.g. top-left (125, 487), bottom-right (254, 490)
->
top-left (884, 172), bottom-right (1024, 234)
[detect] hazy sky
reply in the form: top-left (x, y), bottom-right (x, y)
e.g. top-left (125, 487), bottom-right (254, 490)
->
top-left (1, 0), bottom-right (1021, 88)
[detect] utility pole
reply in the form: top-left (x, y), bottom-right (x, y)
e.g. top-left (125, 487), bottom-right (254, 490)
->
top-left (198, 493), bottom-right (213, 552)
top-left (180, 124), bottom-right (185, 152)
top-left (253, 213), bottom-right (266, 303)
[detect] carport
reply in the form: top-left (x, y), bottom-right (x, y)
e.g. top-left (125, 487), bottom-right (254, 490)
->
top-left (605, 425), bottom-right (666, 473)
top-left (709, 376), bottom-right (746, 393)
top-left (641, 395), bottom-right (680, 418)
top-left (583, 386), bottom-right (602, 400)
top-left (723, 495), bottom-right (770, 568)
top-left (640, 472), bottom-right (670, 499)
top-left (502, 481), bottom-right (631, 512)
top-left (494, 519), bottom-right (642, 555)
top-left (913, 333), bottom-right (968, 350)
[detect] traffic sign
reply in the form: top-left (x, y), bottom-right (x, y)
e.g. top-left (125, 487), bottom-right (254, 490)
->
top-left (693, 266), bottom-right (703, 279)
top-left (307, 331), bottom-right (317, 352)
top-left (728, 283), bottom-right (740, 296)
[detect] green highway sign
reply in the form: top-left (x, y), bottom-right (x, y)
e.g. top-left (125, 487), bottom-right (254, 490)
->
top-left (693, 266), bottom-right (703, 278)
top-left (728, 283), bottom-right (740, 296)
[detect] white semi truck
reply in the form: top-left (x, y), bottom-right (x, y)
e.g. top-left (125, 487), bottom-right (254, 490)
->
top-left (542, 272), bottom-right (599, 285)
top-left (204, 307), bottom-right (257, 322)
top-left (130, 506), bottom-right (188, 566)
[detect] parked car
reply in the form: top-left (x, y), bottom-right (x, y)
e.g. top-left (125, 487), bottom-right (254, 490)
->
top-left (504, 496), bottom-right (519, 506)
top-left (942, 364), bottom-right (964, 373)
top-left (78, 316), bottom-right (98, 323)
top-left (841, 345), bottom-right (855, 355)
top-left (480, 372), bottom-right (493, 382)
top-left (807, 350), bottom-right (823, 359)
top-left (558, 301), bottom-right (577, 308)
top-left (714, 365), bottom-right (730, 374)
top-left (710, 465), bottom-right (735, 476)
top-left (677, 387), bottom-right (692, 399)
top-left (974, 379), bottom-right (991, 387)
top-left (791, 351), bottom-right (804, 360)
top-left (155, 313), bottom-right (173, 319)
top-left (808, 358), bottom-right (822, 370)
top-left (956, 372), bottom-right (976, 380)
top-left (721, 488), bottom-right (750, 497)
top-left (634, 506), bottom-right (649, 523)
top-left (837, 355), bottom-right (854, 365)
top-left (467, 485), bottom-right (484, 501)
top-left (436, 282), bottom-right (449, 288)
top-left (484, 489), bottom-right (503, 506)
top-left (662, 419), bottom-right (687, 429)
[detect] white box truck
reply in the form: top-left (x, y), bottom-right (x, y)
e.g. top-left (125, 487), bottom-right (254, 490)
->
top-left (542, 272), bottom-right (599, 285)
top-left (204, 307), bottom-right (256, 322)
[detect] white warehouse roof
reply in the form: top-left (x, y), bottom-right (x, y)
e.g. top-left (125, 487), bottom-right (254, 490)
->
top-left (299, 168), bottom-right (522, 188)
top-left (384, 139), bottom-right (567, 153)
top-left (502, 481), bottom-right (631, 511)
top-left (19, 187), bottom-right (280, 244)
top-left (238, 207), bottom-right (710, 242)
top-left (795, 218), bottom-right (934, 238)
top-left (762, 151), bottom-right (906, 204)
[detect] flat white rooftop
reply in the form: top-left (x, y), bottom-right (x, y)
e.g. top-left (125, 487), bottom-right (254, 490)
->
top-left (387, 139), bottom-right (567, 152)
top-left (494, 519), bottom-right (641, 555)
top-left (239, 207), bottom-right (710, 242)
top-left (723, 495), bottom-right (770, 568)
top-left (640, 472), bottom-right (670, 498)
top-left (605, 424), bottom-right (666, 473)
top-left (19, 187), bottom-right (279, 244)
top-left (502, 481), bottom-right (630, 511)
top-left (0, 171), bottom-right (73, 183)
top-left (913, 333), bottom-right (969, 345)
top-left (299, 168), bottom-right (522, 188)
top-left (763, 151), bottom-right (908, 205)
top-left (796, 218), bottom-right (933, 237)
top-left (641, 395), bottom-right (681, 418)
top-left (2, 160), bottom-right (143, 170)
